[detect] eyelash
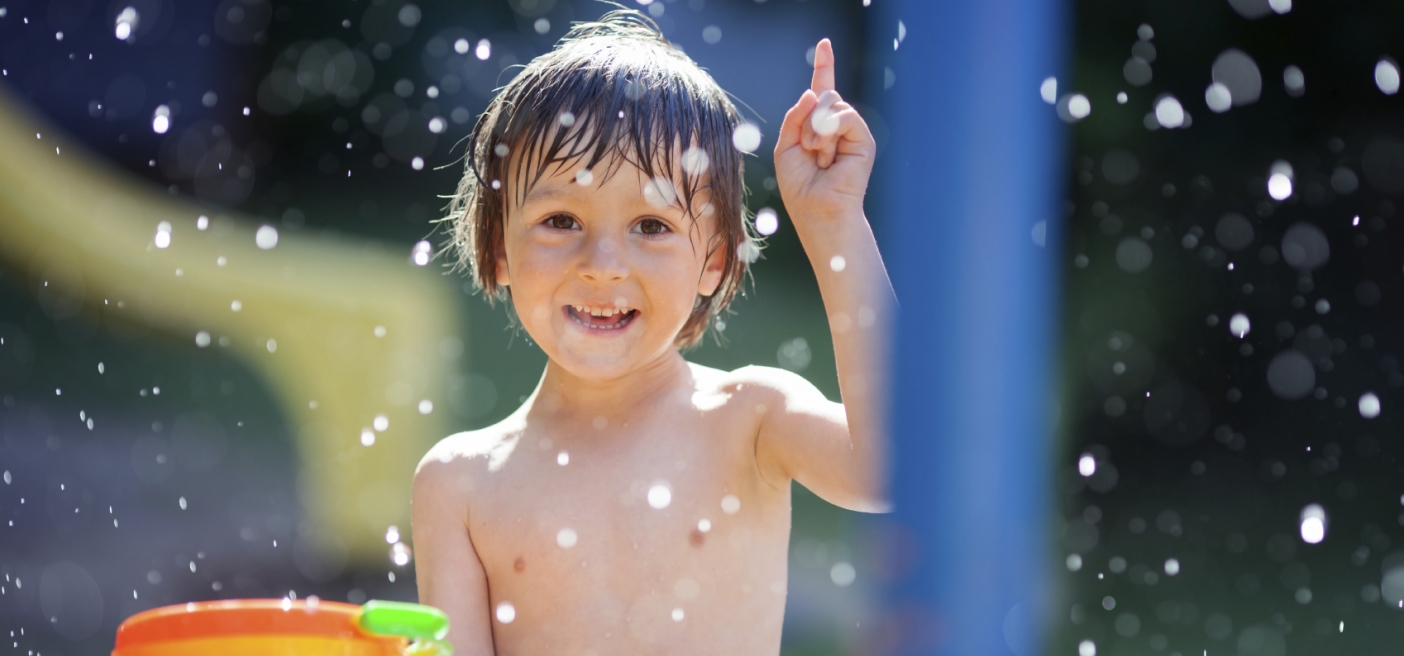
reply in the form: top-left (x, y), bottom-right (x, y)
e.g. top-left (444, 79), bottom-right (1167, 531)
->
top-left (544, 213), bottom-right (578, 230)
top-left (635, 218), bottom-right (670, 236)
top-left (541, 214), bottom-right (671, 237)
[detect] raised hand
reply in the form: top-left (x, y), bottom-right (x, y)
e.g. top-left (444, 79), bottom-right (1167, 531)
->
top-left (773, 39), bottom-right (876, 224)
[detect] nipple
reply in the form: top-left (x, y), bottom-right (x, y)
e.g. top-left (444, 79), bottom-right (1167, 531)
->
top-left (513, 557), bottom-right (525, 572)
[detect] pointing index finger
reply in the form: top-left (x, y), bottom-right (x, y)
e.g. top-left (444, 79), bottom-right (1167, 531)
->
top-left (810, 38), bottom-right (835, 93)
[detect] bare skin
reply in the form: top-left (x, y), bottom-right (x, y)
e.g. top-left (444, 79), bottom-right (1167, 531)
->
top-left (413, 40), bottom-right (893, 655)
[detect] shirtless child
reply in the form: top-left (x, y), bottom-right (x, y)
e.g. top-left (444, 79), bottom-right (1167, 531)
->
top-left (412, 11), bottom-right (894, 655)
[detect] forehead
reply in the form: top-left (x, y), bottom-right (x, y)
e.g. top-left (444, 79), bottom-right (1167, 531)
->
top-left (509, 139), bottom-right (711, 211)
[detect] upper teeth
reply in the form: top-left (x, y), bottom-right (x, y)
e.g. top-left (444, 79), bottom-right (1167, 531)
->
top-left (575, 305), bottom-right (630, 317)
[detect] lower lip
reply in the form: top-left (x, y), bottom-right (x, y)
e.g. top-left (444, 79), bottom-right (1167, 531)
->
top-left (564, 306), bottom-right (639, 332)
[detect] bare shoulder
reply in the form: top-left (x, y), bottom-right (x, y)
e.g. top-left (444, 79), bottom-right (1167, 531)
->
top-left (692, 363), bottom-right (831, 407)
top-left (415, 416), bottom-right (526, 494)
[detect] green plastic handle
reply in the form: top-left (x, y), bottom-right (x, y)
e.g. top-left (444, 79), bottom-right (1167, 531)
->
top-left (358, 600), bottom-right (451, 647)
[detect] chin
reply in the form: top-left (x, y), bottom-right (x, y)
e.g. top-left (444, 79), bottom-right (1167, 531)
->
top-left (543, 323), bottom-right (679, 382)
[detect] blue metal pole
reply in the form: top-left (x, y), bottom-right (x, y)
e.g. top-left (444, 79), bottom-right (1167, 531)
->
top-left (879, 0), bottom-right (1066, 653)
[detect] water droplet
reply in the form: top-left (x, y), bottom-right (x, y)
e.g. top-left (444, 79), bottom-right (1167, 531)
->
top-left (411, 240), bottom-right (432, 266)
top-left (115, 7), bottom-right (139, 40)
top-left (647, 484), bottom-right (672, 509)
top-left (390, 542), bottom-right (412, 566)
top-left (1376, 59), bottom-right (1400, 95)
top-left (1359, 392), bottom-right (1381, 419)
top-left (1164, 558), bottom-right (1180, 575)
top-left (681, 147), bottom-right (710, 176)
top-left (1078, 454), bottom-right (1096, 477)
top-left (829, 255), bottom-right (847, 272)
top-left (1078, 640), bottom-right (1097, 656)
top-left (1040, 77), bottom-right (1057, 104)
top-left (154, 221), bottom-right (172, 248)
top-left (360, 428), bottom-right (375, 446)
top-left (1283, 65), bottom-right (1305, 96)
top-left (1212, 49), bottom-right (1262, 106)
top-left (151, 105), bottom-right (170, 134)
top-left (575, 168), bottom-right (594, 186)
top-left (1205, 82), bottom-right (1232, 112)
top-left (697, 519), bottom-right (711, 533)
top-left (721, 494), bottom-right (741, 514)
top-left (1060, 93), bottom-right (1091, 122)
top-left (1154, 96), bottom-right (1184, 128)
top-left (495, 601), bottom-right (515, 623)
top-left (255, 225), bottom-right (279, 249)
top-left (373, 415), bottom-right (389, 432)
top-left (411, 157), bottom-right (425, 171)
top-left (454, 38), bottom-right (469, 55)
top-left (557, 528), bottom-right (577, 548)
top-left (732, 124), bottom-right (761, 153)
top-left (1300, 503), bottom-right (1326, 543)
top-left (195, 331), bottom-right (211, 348)
top-left (557, 451), bottom-right (569, 466)
top-left (643, 176), bottom-right (677, 208)
top-left (178, 496), bottom-right (187, 510)
top-left (755, 208), bottom-right (778, 236)
top-left (475, 39), bottom-right (491, 61)
top-left (830, 562), bottom-right (856, 587)
top-left (1229, 313), bottom-right (1251, 338)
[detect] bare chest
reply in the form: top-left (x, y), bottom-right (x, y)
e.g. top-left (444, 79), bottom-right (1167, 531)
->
top-left (466, 417), bottom-right (792, 653)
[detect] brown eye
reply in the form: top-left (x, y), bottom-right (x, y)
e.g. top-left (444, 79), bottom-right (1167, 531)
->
top-left (546, 214), bottom-right (578, 230)
top-left (637, 218), bottom-right (669, 235)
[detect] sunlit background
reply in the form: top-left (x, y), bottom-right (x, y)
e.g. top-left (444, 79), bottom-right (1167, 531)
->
top-left (4, 0), bottom-right (1404, 654)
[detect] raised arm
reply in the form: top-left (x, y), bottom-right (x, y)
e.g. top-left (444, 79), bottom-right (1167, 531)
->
top-left (411, 454), bottom-right (497, 655)
top-left (759, 38), bottom-right (894, 513)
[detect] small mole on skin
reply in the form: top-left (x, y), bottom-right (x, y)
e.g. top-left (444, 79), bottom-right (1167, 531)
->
top-left (514, 556), bottom-right (526, 572)
top-left (689, 529), bottom-right (706, 547)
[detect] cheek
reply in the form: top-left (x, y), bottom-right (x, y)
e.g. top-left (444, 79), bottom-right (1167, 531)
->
top-left (635, 245), bottom-right (707, 308)
top-left (502, 239), bottom-right (566, 312)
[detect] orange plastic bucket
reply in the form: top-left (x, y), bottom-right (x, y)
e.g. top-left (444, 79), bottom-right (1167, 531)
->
top-left (113, 599), bottom-right (409, 656)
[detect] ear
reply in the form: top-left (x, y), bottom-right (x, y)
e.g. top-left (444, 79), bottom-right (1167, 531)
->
top-left (697, 240), bottom-right (727, 297)
top-left (494, 237), bottom-right (511, 287)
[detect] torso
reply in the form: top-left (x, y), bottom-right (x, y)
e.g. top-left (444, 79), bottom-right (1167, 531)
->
top-left (434, 363), bottom-right (792, 656)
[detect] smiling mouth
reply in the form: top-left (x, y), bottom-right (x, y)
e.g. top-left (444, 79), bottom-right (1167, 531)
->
top-left (565, 305), bottom-right (639, 331)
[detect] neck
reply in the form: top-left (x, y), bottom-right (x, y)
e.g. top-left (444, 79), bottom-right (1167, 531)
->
top-left (526, 348), bottom-right (693, 423)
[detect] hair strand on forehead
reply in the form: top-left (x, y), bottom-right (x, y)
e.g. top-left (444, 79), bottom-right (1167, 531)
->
top-left (443, 8), bottom-right (759, 348)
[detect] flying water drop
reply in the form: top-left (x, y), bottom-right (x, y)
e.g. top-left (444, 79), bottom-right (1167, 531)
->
top-left (114, 7), bottom-right (139, 40)
top-left (1300, 504), bottom-right (1326, 544)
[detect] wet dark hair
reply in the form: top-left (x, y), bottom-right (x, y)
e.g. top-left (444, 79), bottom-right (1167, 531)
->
top-left (445, 9), bottom-right (755, 347)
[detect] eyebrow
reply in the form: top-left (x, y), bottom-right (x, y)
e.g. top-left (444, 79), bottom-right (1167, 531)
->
top-left (522, 183), bottom-right (573, 205)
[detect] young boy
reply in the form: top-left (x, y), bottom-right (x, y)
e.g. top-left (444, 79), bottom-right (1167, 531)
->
top-left (413, 11), bottom-right (893, 655)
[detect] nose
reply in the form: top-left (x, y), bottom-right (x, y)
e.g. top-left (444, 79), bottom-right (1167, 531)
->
top-left (577, 233), bottom-right (628, 282)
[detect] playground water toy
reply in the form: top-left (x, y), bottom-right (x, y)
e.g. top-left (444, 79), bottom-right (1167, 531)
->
top-left (112, 598), bottom-right (451, 656)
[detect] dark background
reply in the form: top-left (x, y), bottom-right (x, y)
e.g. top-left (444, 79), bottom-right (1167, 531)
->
top-left (1056, 0), bottom-right (1404, 654)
